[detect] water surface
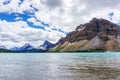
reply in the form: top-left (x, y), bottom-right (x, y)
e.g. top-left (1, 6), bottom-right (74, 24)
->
top-left (0, 52), bottom-right (120, 80)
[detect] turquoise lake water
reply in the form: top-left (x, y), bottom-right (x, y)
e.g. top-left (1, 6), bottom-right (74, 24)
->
top-left (0, 52), bottom-right (120, 80)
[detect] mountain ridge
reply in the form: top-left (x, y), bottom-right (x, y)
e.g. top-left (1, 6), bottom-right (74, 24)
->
top-left (10, 40), bottom-right (55, 52)
top-left (51, 18), bottom-right (120, 52)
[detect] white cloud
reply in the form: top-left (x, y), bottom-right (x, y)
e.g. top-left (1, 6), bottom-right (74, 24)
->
top-left (0, 0), bottom-right (120, 31)
top-left (0, 20), bottom-right (65, 48)
top-left (0, 0), bottom-right (120, 48)
top-left (33, 0), bottom-right (120, 31)
top-left (27, 18), bottom-right (42, 26)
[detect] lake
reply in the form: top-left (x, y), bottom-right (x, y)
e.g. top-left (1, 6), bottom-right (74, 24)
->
top-left (0, 52), bottom-right (120, 80)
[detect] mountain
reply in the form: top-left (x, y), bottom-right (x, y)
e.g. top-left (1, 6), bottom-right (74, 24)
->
top-left (11, 44), bottom-right (35, 52)
top-left (0, 45), bottom-right (7, 50)
top-left (37, 40), bottom-right (55, 50)
top-left (0, 45), bottom-right (17, 53)
top-left (11, 44), bottom-right (45, 52)
top-left (11, 44), bottom-right (38, 52)
top-left (51, 18), bottom-right (120, 52)
top-left (20, 44), bottom-right (35, 51)
top-left (10, 47), bottom-right (21, 51)
top-left (11, 41), bottom-right (54, 52)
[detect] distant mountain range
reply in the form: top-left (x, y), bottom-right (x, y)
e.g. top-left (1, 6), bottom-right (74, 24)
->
top-left (11, 44), bottom-right (38, 52)
top-left (51, 18), bottom-right (120, 52)
top-left (9, 40), bottom-right (55, 52)
top-left (0, 45), bottom-right (17, 53)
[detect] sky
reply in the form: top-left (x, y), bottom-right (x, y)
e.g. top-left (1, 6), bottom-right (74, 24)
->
top-left (0, 0), bottom-right (120, 48)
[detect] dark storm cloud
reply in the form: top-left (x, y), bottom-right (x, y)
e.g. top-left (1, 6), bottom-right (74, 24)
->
top-left (69, 0), bottom-right (120, 19)
top-left (80, 0), bottom-right (120, 8)
top-left (41, 0), bottom-right (63, 9)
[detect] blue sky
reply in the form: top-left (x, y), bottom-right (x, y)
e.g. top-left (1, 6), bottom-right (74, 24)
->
top-left (0, 0), bottom-right (120, 48)
top-left (0, 11), bottom-right (67, 33)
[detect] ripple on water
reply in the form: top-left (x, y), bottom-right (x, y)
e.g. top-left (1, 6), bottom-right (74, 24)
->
top-left (0, 53), bottom-right (120, 80)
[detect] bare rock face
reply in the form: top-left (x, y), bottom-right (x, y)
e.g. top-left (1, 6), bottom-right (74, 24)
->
top-left (51, 18), bottom-right (120, 52)
top-left (105, 36), bottom-right (120, 51)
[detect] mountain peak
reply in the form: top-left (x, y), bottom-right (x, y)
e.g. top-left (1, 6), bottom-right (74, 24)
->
top-left (90, 18), bottom-right (108, 22)
top-left (24, 43), bottom-right (31, 46)
top-left (44, 40), bottom-right (50, 45)
top-left (20, 43), bottom-right (35, 51)
top-left (78, 18), bottom-right (120, 40)
top-left (91, 18), bottom-right (100, 22)
top-left (51, 18), bottom-right (120, 52)
top-left (37, 40), bottom-right (55, 50)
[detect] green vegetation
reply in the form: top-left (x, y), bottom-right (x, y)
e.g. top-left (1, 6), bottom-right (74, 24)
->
top-left (0, 48), bottom-right (105, 53)
top-left (0, 49), bottom-right (47, 53)
top-left (0, 49), bottom-right (17, 53)
top-left (75, 49), bottom-right (106, 52)
top-left (50, 49), bottom-right (106, 53)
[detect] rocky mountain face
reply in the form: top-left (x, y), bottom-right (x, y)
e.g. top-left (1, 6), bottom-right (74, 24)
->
top-left (51, 18), bottom-right (120, 52)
